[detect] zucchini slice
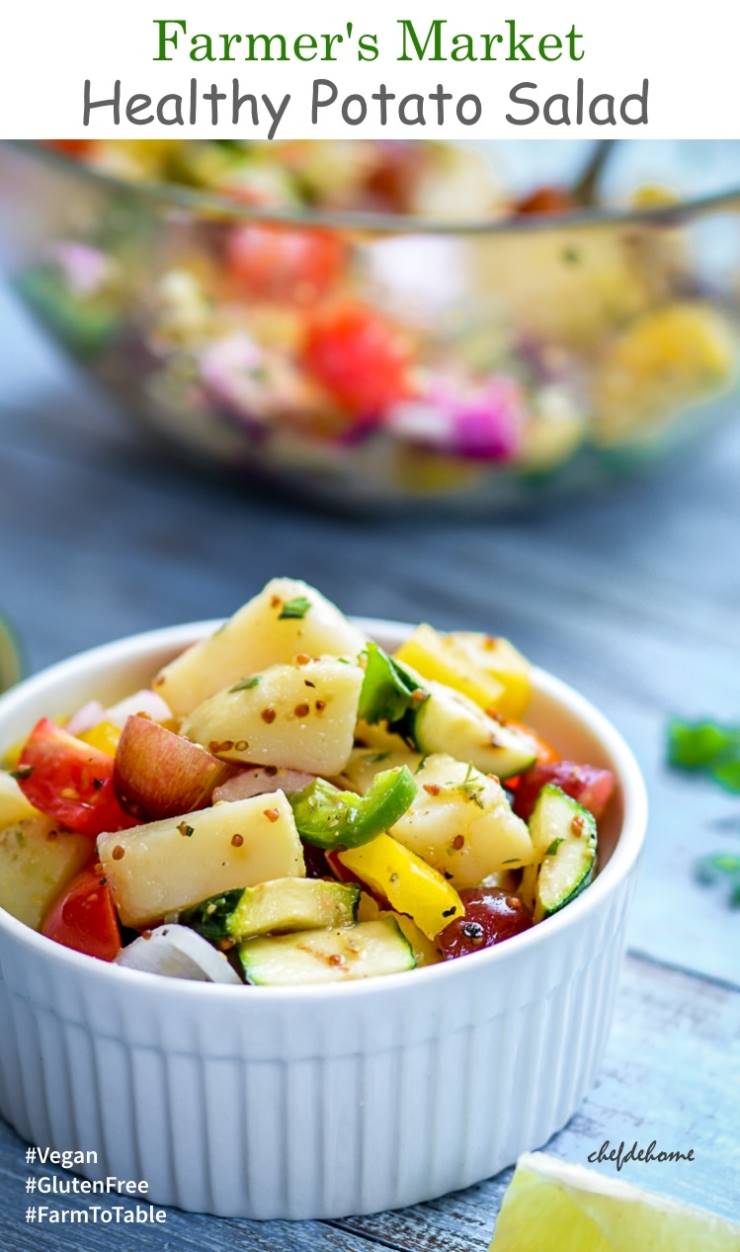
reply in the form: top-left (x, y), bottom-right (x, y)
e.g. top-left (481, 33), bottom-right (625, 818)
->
top-left (183, 878), bottom-right (359, 942)
top-left (239, 917), bottom-right (415, 986)
top-left (529, 784), bottom-right (597, 921)
top-left (413, 680), bottom-right (538, 779)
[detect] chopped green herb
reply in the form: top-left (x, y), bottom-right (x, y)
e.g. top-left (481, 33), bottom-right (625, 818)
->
top-left (456, 762), bottom-right (486, 809)
top-left (278, 596), bottom-right (312, 620)
top-left (694, 852), bottom-right (740, 908)
top-left (667, 717), bottom-right (740, 794)
top-left (230, 675), bottom-right (261, 693)
top-left (546, 838), bottom-right (565, 857)
top-left (177, 822), bottom-right (195, 838)
top-left (711, 760), bottom-right (740, 792)
top-left (562, 247), bottom-right (581, 265)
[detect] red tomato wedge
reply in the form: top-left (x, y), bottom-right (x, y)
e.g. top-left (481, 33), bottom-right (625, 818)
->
top-left (43, 140), bottom-right (95, 157)
top-left (515, 185), bottom-right (577, 216)
top-left (304, 304), bottom-right (412, 415)
top-left (512, 761), bottom-right (615, 823)
top-left (42, 865), bottom-right (121, 962)
top-left (18, 719), bottom-right (137, 837)
top-left (227, 224), bottom-right (346, 302)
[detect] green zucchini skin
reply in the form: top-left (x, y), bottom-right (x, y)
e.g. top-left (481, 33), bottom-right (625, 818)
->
top-left (239, 917), bottom-right (416, 987)
top-left (182, 888), bottom-right (245, 942)
top-left (182, 878), bottom-right (360, 942)
top-left (356, 642), bottom-right (536, 780)
top-left (529, 784), bottom-right (598, 920)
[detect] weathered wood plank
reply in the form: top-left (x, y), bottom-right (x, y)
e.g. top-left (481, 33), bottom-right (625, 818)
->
top-left (330, 954), bottom-right (740, 1249)
top-left (0, 954), bottom-right (737, 1250)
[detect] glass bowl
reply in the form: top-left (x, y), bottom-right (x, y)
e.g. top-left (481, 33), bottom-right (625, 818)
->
top-left (1, 140), bottom-right (739, 510)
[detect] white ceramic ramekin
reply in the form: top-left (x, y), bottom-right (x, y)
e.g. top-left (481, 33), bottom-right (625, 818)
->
top-left (0, 619), bottom-right (647, 1220)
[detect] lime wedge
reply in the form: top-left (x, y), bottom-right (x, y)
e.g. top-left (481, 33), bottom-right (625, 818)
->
top-left (490, 1153), bottom-right (740, 1251)
top-left (0, 619), bottom-right (22, 693)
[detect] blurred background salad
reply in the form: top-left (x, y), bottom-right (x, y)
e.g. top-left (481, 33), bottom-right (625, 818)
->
top-left (0, 138), bottom-right (738, 509)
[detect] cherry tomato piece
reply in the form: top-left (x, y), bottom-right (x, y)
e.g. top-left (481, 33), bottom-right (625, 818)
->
top-left (227, 224), bottom-right (346, 302)
top-left (304, 304), bottom-right (412, 415)
top-left (437, 888), bottom-right (532, 961)
top-left (515, 185), bottom-right (577, 216)
top-left (512, 761), bottom-right (615, 823)
top-left (43, 140), bottom-right (95, 157)
top-left (42, 865), bottom-right (121, 962)
top-left (18, 718), bottom-right (137, 837)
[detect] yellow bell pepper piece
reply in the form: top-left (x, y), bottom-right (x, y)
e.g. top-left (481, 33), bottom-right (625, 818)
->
top-left (79, 721), bottom-right (121, 757)
top-left (594, 302), bottom-right (737, 444)
top-left (338, 834), bottom-right (464, 940)
top-left (357, 891), bottom-right (441, 966)
top-left (396, 625), bottom-right (531, 720)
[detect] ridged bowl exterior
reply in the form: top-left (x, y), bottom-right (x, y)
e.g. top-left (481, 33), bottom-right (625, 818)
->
top-left (0, 620), bottom-right (646, 1219)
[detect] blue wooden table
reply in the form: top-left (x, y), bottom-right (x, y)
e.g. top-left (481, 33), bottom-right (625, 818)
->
top-left (0, 283), bottom-right (739, 1248)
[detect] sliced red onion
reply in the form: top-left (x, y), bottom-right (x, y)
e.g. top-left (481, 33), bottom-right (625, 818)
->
top-left (106, 689), bottom-right (172, 727)
top-left (116, 925), bottom-right (242, 984)
top-left (66, 701), bottom-right (106, 736)
top-left (388, 373), bottom-right (526, 463)
top-left (49, 242), bottom-right (113, 297)
top-left (214, 767), bottom-right (317, 804)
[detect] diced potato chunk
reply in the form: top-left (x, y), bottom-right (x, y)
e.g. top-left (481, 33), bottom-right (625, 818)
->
top-left (395, 625), bottom-right (531, 719)
top-left (0, 817), bottom-right (92, 930)
top-left (338, 834), bottom-right (464, 940)
top-left (347, 753), bottom-right (534, 888)
top-left (339, 747), bottom-right (422, 794)
top-left (0, 770), bottom-right (39, 826)
top-left (182, 657), bottom-right (363, 776)
top-left (154, 578), bottom-right (366, 716)
top-left (98, 793), bottom-right (305, 927)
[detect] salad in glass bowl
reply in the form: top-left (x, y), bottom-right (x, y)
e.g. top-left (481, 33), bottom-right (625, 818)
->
top-left (0, 579), bottom-right (616, 985)
top-left (0, 139), bottom-right (738, 508)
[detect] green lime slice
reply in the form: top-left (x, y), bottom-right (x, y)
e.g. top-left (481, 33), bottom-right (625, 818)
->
top-left (0, 619), bottom-right (23, 693)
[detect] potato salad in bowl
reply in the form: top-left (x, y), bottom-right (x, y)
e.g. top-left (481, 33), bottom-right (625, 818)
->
top-left (0, 580), bottom-right (615, 986)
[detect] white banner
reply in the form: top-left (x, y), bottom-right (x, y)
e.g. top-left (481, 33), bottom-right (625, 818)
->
top-left (0, 0), bottom-right (738, 139)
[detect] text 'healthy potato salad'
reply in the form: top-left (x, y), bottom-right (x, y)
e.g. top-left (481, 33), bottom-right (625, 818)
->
top-left (0, 580), bottom-right (615, 986)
